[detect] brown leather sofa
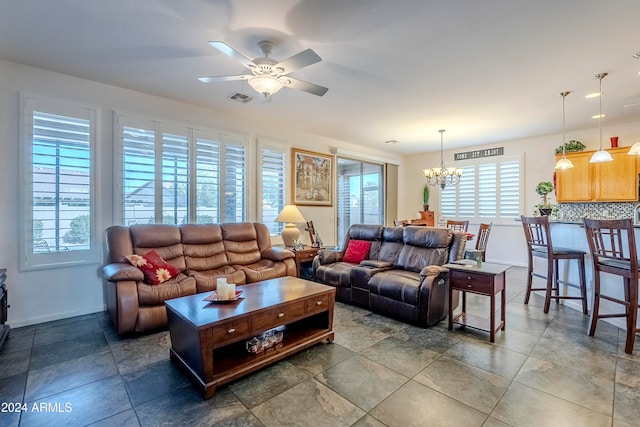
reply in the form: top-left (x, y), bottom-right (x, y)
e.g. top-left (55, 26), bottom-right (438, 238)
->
top-left (312, 224), bottom-right (466, 327)
top-left (102, 222), bottom-right (296, 334)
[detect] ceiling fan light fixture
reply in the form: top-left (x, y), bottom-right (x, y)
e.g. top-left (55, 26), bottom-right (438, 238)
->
top-left (248, 75), bottom-right (284, 96)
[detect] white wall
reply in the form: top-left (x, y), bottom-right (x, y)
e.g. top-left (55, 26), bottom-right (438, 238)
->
top-left (0, 60), bottom-right (402, 327)
top-left (400, 121), bottom-right (640, 266)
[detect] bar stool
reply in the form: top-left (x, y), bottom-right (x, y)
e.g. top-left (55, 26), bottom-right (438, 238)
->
top-left (521, 215), bottom-right (588, 314)
top-left (583, 218), bottom-right (639, 354)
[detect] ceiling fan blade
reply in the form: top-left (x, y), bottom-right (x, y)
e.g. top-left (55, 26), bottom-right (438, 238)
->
top-left (274, 49), bottom-right (321, 74)
top-left (283, 77), bottom-right (328, 96)
top-left (197, 75), bottom-right (249, 83)
top-left (208, 41), bottom-right (255, 69)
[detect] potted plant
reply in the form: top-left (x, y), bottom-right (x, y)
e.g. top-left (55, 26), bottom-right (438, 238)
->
top-left (535, 181), bottom-right (555, 216)
top-left (554, 139), bottom-right (585, 154)
top-left (422, 185), bottom-right (430, 211)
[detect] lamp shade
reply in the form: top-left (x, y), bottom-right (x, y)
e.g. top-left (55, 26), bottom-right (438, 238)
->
top-left (589, 149), bottom-right (614, 163)
top-left (628, 141), bottom-right (640, 155)
top-left (275, 205), bottom-right (306, 223)
top-left (554, 158), bottom-right (574, 170)
top-left (275, 205), bottom-right (306, 247)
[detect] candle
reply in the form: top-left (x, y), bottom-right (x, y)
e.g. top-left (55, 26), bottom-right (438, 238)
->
top-left (216, 277), bottom-right (229, 300)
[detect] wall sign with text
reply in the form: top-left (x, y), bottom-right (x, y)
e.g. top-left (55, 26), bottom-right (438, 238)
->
top-left (454, 147), bottom-right (504, 161)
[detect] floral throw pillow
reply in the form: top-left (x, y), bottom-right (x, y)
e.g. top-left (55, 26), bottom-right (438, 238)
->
top-left (126, 250), bottom-right (180, 285)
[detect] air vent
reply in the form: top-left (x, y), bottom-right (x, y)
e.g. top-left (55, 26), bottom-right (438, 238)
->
top-left (228, 93), bottom-right (253, 103)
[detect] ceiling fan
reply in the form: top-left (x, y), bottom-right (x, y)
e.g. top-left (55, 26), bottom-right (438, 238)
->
top-left (198, 40), bottom-right (328, 98)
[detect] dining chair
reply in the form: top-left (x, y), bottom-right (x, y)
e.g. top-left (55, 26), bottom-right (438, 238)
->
top-left (446, 220), bottom-right (469, 232)
top-left (583, 218), bottom-right (639, 354)
top-left (475, 223), bottom-right (492, 262)
top-left (520, 215), bottom-right (588, 314)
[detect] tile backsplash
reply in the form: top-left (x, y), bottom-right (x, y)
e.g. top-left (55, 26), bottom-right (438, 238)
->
top-left (556, 202), bottom-right (640, 221)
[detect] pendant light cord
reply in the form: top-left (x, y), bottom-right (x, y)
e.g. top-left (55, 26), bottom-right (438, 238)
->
top-left (561, 91), bottom-right (569, 156)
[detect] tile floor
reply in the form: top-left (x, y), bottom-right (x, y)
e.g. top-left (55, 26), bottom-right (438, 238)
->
top-left (1, 266), bottom-right (639, 426)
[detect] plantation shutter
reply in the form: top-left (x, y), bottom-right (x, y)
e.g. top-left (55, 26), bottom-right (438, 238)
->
top-left (122, 127), bottom-right (156, 226)
top-left (161, 132), bottom-right (190, 224)
top-left (260, 148), bottom-right (286, 235)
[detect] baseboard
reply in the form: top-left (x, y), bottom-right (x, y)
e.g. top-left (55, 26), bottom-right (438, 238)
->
top-left (9, 304), bottom-right (106, 328)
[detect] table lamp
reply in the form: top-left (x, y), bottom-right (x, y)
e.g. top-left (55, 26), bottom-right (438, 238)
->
top-left (275, 204), bottom-right (307, 247)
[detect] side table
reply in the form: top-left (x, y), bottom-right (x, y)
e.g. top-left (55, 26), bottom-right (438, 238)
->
top-left (444, 262), bottom-right (509, 343)
top-left (293, 246), bottom-right (320, 278)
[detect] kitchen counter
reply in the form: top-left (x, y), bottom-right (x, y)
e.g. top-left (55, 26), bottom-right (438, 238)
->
top-left (526, 220), bottom-right (640, 331)
top-left (518, 218), bottom-right (640, 227)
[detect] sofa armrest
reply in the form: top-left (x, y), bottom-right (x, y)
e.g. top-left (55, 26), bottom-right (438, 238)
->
top-left (317, 249), bottom-right (343, 265)
top-left (418, 265), bottom-right (458, 326)
top-left (419, 265), bottom-right (448, 278)
top-left (103, 262), bottom-right (144, 282)
top-left (262, 247), bottom-right (295, 261)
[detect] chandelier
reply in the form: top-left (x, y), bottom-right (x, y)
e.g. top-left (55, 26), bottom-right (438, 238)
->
top-left (422, 129), bottom-right (463, 189)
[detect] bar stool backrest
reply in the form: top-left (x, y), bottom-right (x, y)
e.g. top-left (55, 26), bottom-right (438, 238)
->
top-left (583, 218), bottom-right (638, 273)
top-left (475, 223), bottom-right (492, 252)
top-left (446, 220), bottom-right (469, 232)
top-left (521, 215), bottom-right (553, 254)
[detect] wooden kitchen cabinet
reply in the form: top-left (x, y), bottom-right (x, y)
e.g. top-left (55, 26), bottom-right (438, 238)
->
top-left (555, 151), bottom-right (593, 202)
top-left (555, 147), bottom-right (638, 202)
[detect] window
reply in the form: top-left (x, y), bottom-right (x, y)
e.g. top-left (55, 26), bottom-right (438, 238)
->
top-left (20, 96), bottom-right (97, 269)
top-left (117, 115), bottom-right (248, 225)
top-left (336, 158), bottom-right (384, 244)
top-left (440, 156), bottom-right (522, 223)
top-left (258, 142), bottom-right (287, 235)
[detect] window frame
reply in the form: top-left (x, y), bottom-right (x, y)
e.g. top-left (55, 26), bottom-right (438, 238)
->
top-left (19, 94), bottom-right (99, 270)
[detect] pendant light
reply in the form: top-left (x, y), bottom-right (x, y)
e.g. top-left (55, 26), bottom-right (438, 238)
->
top-left (589, 73), bottom-right (613, 163)
top-left (554, 91), bottom-right (574, 169)
top-left (628, 141), bottom-right (640, 155)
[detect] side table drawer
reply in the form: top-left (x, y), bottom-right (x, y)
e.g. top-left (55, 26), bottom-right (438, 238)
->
top-left (297, 251), bottom-right (317, 261)
top-left (211, 318), bottom-right (250, 344)
top-left (253, 300), bottom-right (306, 331)
top-left (450, 270), bottom-right (493, 294)
top-left (306, 293), bottom-right (330, 314)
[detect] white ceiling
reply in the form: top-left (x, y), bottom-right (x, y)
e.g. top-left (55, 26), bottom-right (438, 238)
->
top-left (1, 0), bottom-right (639, 154)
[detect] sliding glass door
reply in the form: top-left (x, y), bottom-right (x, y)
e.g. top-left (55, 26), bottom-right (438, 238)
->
top-left (336, 158), bottom-right (384, 244)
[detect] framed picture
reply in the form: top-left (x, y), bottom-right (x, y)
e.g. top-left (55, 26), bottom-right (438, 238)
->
top-left (292, 148), bottom-right (333, 206)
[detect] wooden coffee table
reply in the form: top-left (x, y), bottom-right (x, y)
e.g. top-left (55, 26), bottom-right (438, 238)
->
top-left (165, 276), bottom-right (335, 399)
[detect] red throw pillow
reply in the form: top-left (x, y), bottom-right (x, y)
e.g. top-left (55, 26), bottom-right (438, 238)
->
top-left (126, 250), bottom-right (180, 285)
top-left (343, 239), bottom-right (372, 263)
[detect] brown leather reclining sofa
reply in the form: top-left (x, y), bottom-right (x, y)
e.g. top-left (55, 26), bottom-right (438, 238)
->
top-left (312, 224), bottom-right (466, 327)
top-left (102, 222), bottom-right (296, 334)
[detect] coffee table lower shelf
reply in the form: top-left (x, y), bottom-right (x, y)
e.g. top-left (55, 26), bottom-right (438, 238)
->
top-left (170, 326), bottom-right (333, 398)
